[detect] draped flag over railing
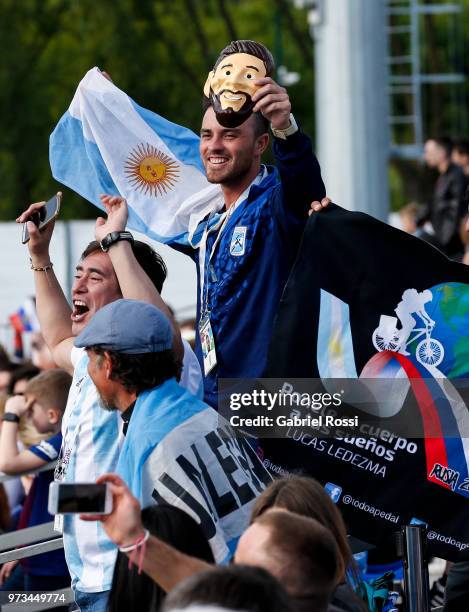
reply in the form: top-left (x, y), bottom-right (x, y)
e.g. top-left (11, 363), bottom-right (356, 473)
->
top-left (50, 68), bottom-right (223, 245)
top-left (264, 204), bottom-right (469, 561)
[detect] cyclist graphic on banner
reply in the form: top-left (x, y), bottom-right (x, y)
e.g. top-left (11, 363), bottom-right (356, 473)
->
top-left (373, 288), bottom-right (445, 367)
top-left (395, 289), bottom-right (433, 355)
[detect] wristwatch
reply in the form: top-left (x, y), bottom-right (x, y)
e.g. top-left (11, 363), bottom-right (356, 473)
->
top-left (2, 412), bottom-right (20, 423)
top-left (271, 114), bottom-right (298, 140)
top-left (100, 231), bottom-right (134, 253)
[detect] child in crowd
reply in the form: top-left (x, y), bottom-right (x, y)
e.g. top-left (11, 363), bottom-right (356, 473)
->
top-left (0, 369), bottom-right (71, 592)
top-left (7, 362), bottom-right (47, 453)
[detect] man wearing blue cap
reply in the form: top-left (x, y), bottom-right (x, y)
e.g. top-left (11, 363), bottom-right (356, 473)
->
top-left (75, 299), bottom-right (271, 564)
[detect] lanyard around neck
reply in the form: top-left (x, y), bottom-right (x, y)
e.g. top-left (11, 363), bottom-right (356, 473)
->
top-left (198, 167), bottom-right (267, 316)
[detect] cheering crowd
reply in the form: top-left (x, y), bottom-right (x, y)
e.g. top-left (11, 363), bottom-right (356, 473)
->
top-left (0, 39), bottom-right (467, 612)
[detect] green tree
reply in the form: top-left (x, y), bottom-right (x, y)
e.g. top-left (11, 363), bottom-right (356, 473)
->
top-left (0, 0), bottom-right (316, 220)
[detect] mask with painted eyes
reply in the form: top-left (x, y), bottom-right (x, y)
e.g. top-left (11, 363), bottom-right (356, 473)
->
top-left (203, 40), bottom-right (275, 128)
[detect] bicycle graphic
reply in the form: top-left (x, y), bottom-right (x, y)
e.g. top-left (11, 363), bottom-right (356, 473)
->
top-left (372, 289), bottom-right (445, 367)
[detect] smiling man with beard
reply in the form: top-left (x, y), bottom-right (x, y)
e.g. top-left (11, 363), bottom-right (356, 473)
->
top-left (173, 40), bottom-right (327, 408)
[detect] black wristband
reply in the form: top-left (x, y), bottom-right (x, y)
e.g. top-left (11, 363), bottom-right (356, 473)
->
top-left (100, 231), bottom-right (134, 253)
top-left (3, 412), bottom-right (20, 423)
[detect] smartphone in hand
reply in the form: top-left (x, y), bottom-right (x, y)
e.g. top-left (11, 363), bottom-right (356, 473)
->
top-left (21, 192), bottom-right (62, 244)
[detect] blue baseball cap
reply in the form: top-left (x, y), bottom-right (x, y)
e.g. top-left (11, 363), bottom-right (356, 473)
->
top-left (74, 299), bottom-right (173, 354)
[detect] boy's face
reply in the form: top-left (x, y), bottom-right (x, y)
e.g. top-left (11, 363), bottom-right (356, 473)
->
top-left (25, 394), bottom-right (56, 434)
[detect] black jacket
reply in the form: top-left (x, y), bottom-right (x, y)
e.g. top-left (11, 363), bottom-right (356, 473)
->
top-left (425, 163), bottom-right (467, 257)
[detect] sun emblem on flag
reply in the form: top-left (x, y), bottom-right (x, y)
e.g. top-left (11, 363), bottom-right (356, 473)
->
top-left (124, 144), bottom-right (179, 196)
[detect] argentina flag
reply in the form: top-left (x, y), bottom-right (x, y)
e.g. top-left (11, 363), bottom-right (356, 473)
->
top-left (50, 67), bottom-right (223, 244)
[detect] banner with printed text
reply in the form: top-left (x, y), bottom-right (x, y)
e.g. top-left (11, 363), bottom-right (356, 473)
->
top-left (260, 205), bottom-right (469, 561)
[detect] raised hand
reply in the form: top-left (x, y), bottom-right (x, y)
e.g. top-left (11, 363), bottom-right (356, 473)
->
top-left (16, 195), bottom-right (61, 264)
top-left (252, 77), bottom-right (291, 130)
top-left (95, 195), bottom-right (129, 243)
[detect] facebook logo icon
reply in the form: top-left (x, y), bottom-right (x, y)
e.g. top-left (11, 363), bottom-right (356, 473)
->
top-left (410, 517), bottom-right (429, 528)
top-left (325, 482), bottom-right (342, 503)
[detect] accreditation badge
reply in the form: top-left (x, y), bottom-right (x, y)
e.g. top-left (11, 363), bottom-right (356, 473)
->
top-left (199, 314), bottom-right (217, 375)
top-left (54, 513), bottom-right (64, 533)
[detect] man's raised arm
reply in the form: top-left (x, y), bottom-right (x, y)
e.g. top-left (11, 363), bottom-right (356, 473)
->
top-left (95, 195), bottom-right (183, 361)
top-left (253, 77), bottom-right (325, 216)
top-left (16, 198), bottom-right (74, 373)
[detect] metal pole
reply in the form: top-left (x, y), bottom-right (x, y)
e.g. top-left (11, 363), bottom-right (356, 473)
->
top-left (311, 0), bottom-right (390, 221)
top-left (402, 524), bottom-right (430, 612)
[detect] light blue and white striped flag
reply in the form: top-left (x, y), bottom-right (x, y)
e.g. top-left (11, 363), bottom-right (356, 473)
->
top-left (50, 67), bottom-right (223, 244)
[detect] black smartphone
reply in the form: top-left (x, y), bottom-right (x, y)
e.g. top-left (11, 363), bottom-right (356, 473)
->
top-left (48, 482), bottom-right (112, 515)
top-left (21, 192), bottom-right (62, 244)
